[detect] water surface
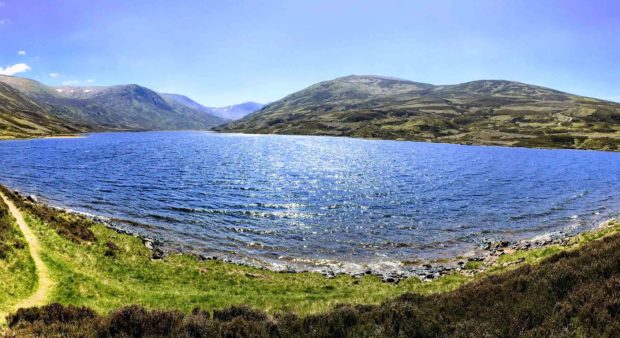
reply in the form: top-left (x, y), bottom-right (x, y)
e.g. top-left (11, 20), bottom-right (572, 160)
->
top-left (1, 131), bottom-right (619, 269)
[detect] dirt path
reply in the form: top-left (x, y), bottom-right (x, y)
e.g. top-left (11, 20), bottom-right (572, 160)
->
top-left (0, 192), bottom-right (53, 322)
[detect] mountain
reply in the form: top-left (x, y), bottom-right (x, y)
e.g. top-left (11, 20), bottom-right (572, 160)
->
top-left (0, 81), bottom-right (84, 139)
top-left (207, 102), bottom-right (265, 120)
top-left (160, 93), bottom-right (263, 120)
top-left (159, 93), bottom-right (213, 115)
top-left (217, 75), bottom-right (620, 151)
top-left (0, 75), bottom-right (226, 131)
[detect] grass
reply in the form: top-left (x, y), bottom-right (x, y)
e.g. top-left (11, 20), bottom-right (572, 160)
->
top-left (495, 246), bottom-right (564, 266)
top-left (22, 212), bottom-right (474, 316)
top-left (0, 200), bottom-right (36, 325)
top-left (480, 220), bottom-right (620, 277)
top-left (463, 260), bottom-right (483, 270)
top-left (8, 223), bottom-right (620, 337)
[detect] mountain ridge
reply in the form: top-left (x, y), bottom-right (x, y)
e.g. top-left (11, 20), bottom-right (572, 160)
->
top-left (0, 81), bottom-right (85, 139)
top-left (0, 75), bottom-right (226, 132)
top-left (207, 101), bottom-right (265, 120)
top-left (217, 75), bottom-right (620, 151)
top-left (160, 93), bottom-right (264, 120)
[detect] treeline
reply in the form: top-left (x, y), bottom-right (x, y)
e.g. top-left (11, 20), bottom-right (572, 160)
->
top-left (7, 230), bottom-right (620, 337)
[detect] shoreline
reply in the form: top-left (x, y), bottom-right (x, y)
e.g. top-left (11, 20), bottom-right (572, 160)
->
top-left (0, 133), bottom-right (85, 141)
top-left (2, 129), bottom-right (620, 153)
top-left (8, 187), bottom-right (618, 283)
top-left (213, 129), bottom-right (620, 153)
top-left (41, 134), bottom-right (86, 139)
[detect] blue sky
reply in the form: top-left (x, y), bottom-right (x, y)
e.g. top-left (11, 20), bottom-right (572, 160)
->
top-left (0, 0), bottom-right (619, 106)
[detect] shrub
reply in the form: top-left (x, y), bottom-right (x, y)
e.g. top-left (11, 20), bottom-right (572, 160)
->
top-left (0, 196), bottom-right (14, 259)
top-left (0, 185), bottom-right (96, 243)
top-left (104, 241), bottom-right (120, 257)
top-left (213, 305), bottom-right (268, 322)
top-left (8, 303), bottom-right (98, 327)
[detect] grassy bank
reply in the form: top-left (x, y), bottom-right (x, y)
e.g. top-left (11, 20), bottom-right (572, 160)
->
top-left (7, 219), bottom-right (620, 337)
top-left (2, 185), bottom-right (620, 336)
top-left (0, 196), bottom-right (36, 321)
top-left (0, 186), bottom-right (474, 318)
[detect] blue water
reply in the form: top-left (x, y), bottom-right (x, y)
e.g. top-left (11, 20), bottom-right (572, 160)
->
top-left (1, 131), bottom-right (620, 268)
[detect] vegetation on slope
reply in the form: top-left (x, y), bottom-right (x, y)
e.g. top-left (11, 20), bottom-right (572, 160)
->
top-left (0, 81), bottom-right (83, 139)
top-left (0, 75), bottom-right (226, 132)
top-left (7, 221), bottom-right (620, 337)
top-left (217, 75), bottom-right (620, 151)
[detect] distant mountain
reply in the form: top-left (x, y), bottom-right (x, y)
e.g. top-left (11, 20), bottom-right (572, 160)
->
top-left (217, 75), bottom-right (620, 151)
top-left (159, 93), bottom-right (210, 113)
top-left (161, 93), bottom-right (264, 121)
top-left (207, 102), bottom-right (265, 120)
top-left (0, 75), bottom-right (226, 131)
top-left (0, 81), bottom-right (84, 139)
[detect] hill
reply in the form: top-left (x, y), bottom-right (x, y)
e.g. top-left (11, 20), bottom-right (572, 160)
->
top-left (159, 93), bottom-right (214, 116)
top-left (161, 93), bottom-right (264, 120)
top-left (0, 81), bottom-right (84, 139)
top-left (0, 76), bottom-right (226, 131)
top-left (217, 75), bottom-right (620, 151)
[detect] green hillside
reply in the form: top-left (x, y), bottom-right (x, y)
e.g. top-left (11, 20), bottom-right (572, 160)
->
top-left (0, 81), bottom-right (84, 139)
top-left (0, 75), bottom-right (226, 132)
top-left (217, 75), bottom-right (620, 151)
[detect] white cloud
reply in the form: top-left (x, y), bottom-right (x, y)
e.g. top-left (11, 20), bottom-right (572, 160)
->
top-left (0, 63), bottom-right (31, 76)
top-left (49, 72), bottom-right (59, 78)
top-left (17, 50), bottom-right (26, 56)
top-left (86, 79), bottom-right (95, 83)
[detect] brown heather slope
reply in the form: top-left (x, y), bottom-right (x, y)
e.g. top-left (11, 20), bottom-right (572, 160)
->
top-left (217, 75), bottom-right (620, 151)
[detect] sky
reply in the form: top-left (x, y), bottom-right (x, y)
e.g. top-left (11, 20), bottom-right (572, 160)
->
top-left (0, 0), bottom-right (619, 106)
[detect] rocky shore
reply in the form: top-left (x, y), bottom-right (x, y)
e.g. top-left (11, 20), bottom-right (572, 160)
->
top-left (273, 228), bottom-right (600, 284)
